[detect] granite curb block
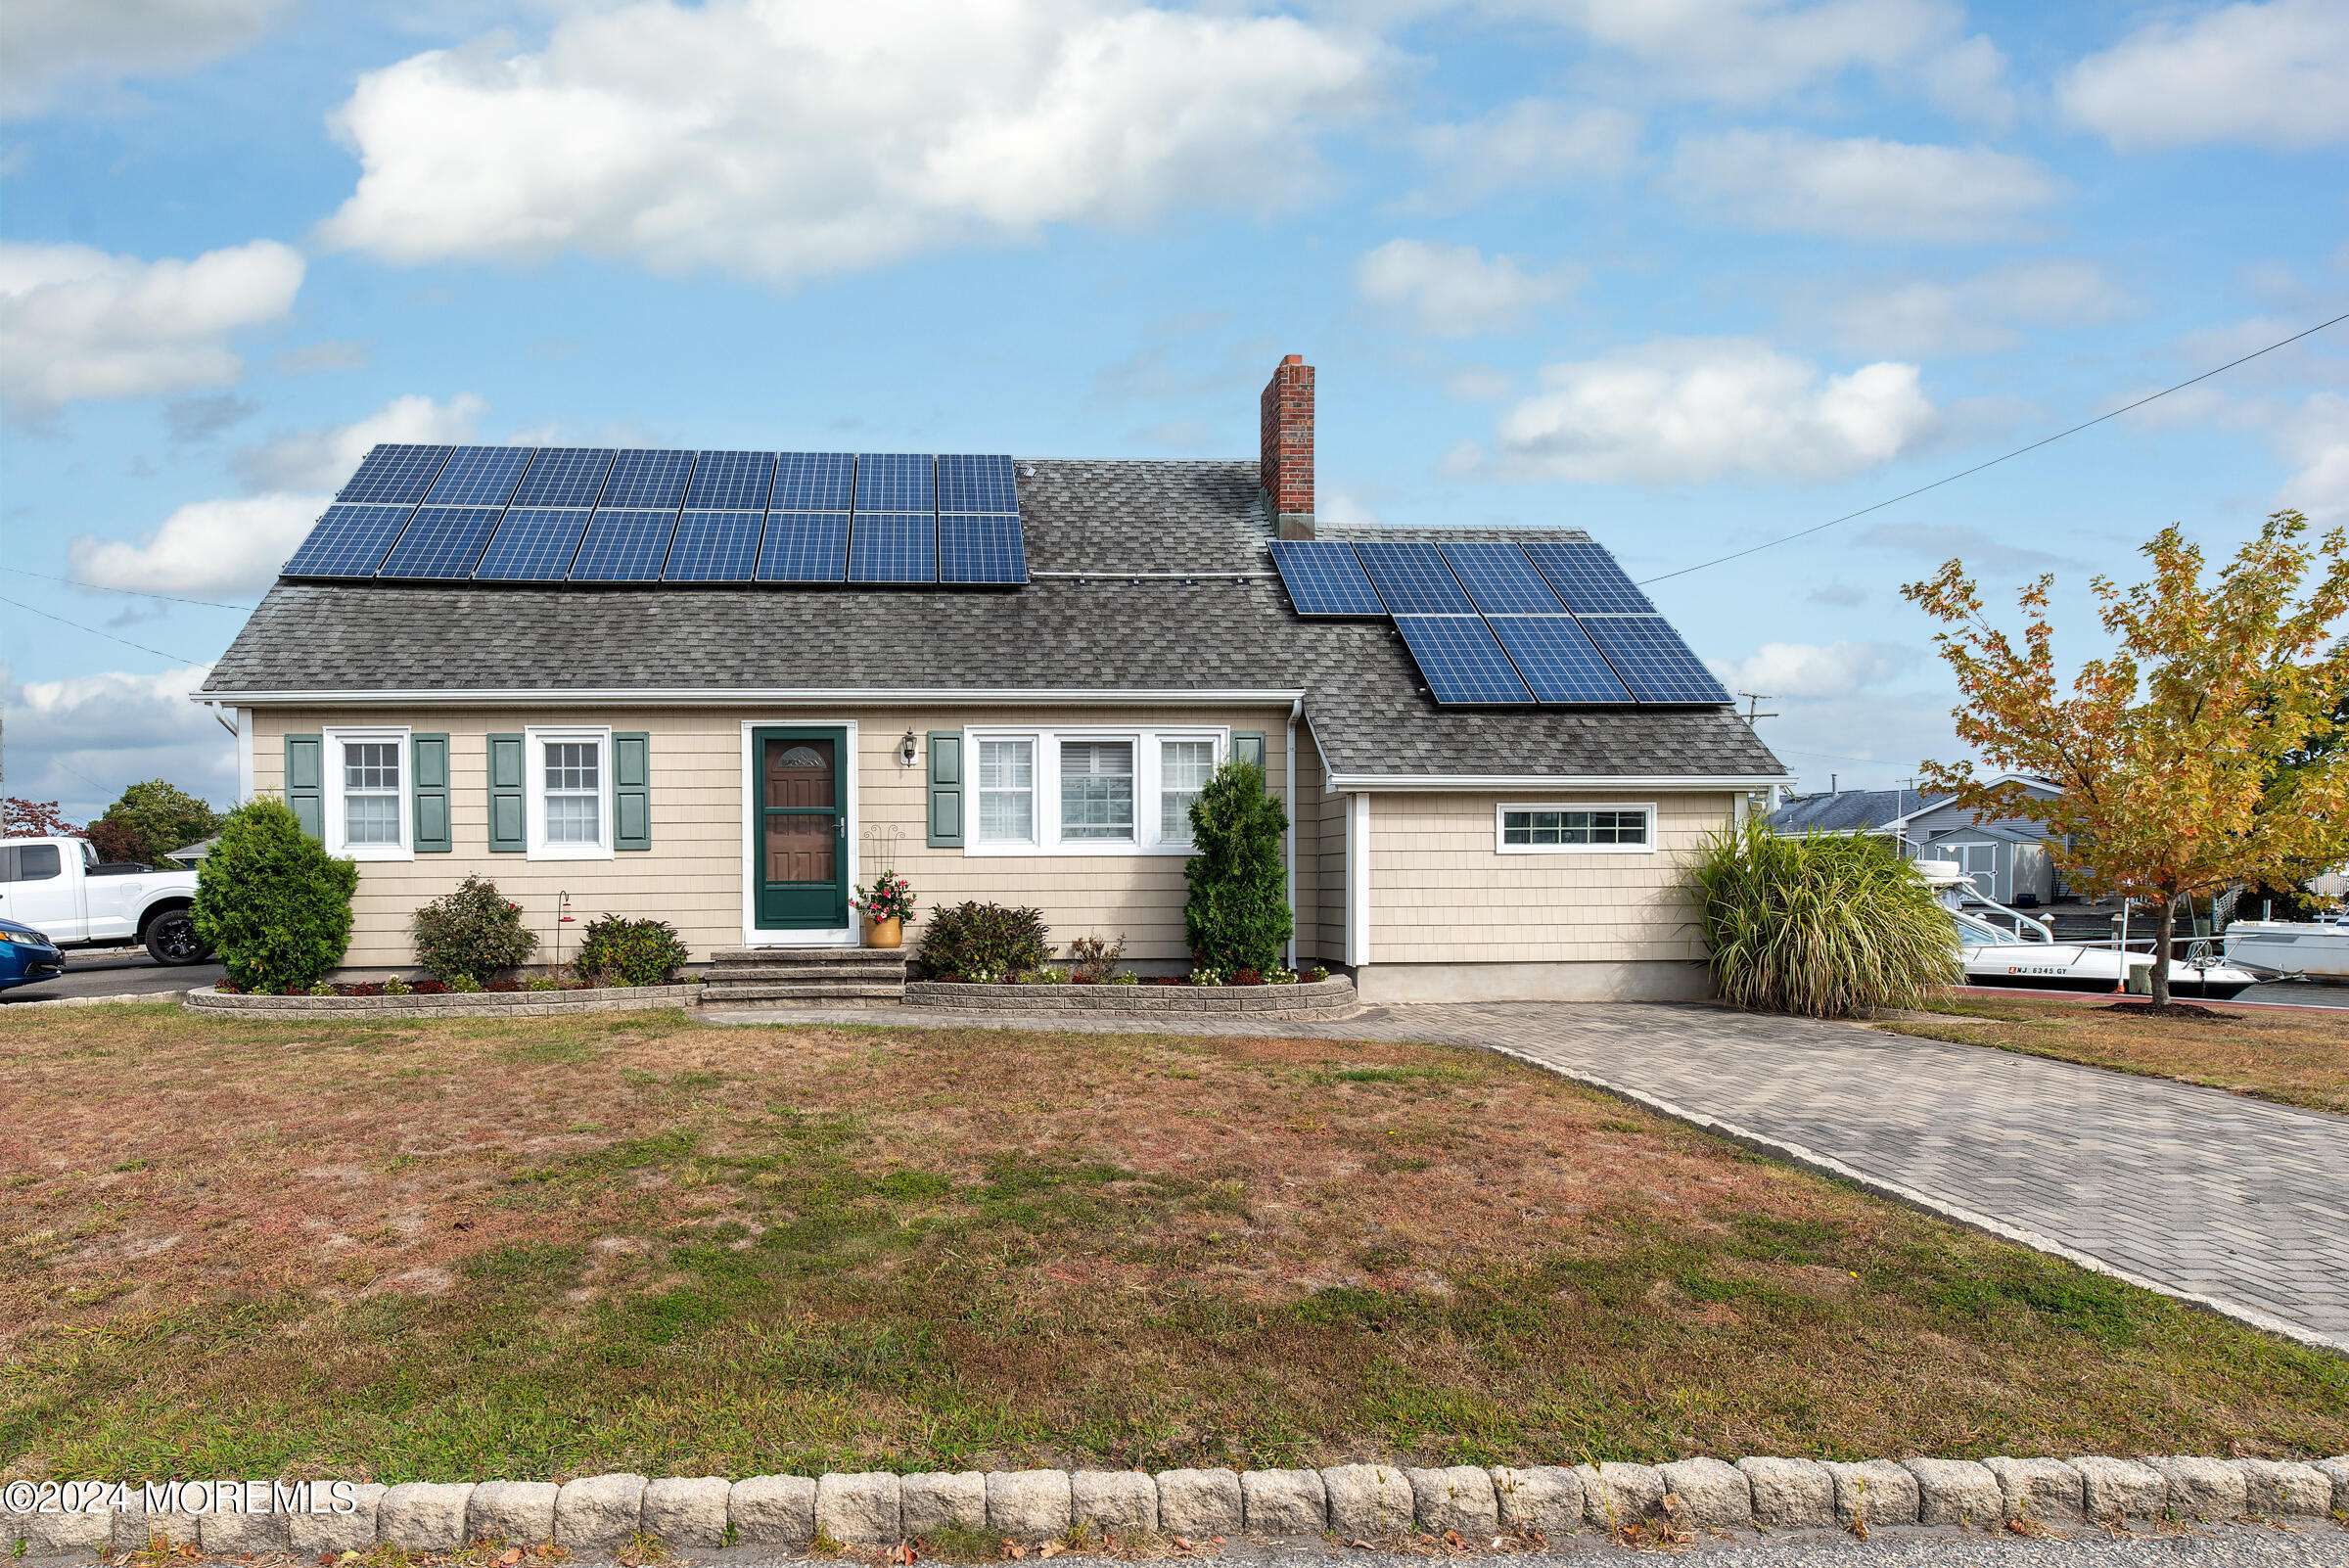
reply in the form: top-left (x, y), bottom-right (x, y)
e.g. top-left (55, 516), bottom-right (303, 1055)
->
top-left (182, 983), bottom-right (703, 1019)
top-left (902, 975), bottom-right (1359, 1020)
top-left (7, 1456), bottom-right (2344, 1552)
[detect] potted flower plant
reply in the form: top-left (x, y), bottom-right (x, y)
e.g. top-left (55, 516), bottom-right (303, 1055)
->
top-left (852, 870), bottom-right (916, 948)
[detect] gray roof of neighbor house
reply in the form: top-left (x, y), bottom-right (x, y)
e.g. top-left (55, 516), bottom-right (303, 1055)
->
top-left (1768, 788), bottom-right (1944, 834)
top-left (202, 458), bottom-right (1786, 783)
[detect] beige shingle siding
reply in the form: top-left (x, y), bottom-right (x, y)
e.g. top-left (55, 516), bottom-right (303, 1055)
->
top-left (1364, 792), bottom-right (1729, 964)
top-left (251, 704), bottom-right (1293, 969)
top-left (1316, 789), bottom-right (1348, 963)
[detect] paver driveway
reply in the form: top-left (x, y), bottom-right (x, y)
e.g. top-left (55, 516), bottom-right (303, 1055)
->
top-left (711, 998), bottom-right (2349, 1354)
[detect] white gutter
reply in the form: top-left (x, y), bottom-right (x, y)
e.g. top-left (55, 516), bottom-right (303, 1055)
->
top-left (1284, 695), bottom-right (1300, 971)
top-left (1323, 772), bottom-right (1788, 792)
top-left (200, 686), bottom-right (1308, 710)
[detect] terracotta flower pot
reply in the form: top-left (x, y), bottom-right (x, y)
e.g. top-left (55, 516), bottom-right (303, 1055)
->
top-left (866, 916), bottom-right (902, 949)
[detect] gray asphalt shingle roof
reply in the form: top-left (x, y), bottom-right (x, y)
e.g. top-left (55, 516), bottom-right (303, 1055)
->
top-left (1767, 788), bottom-right (1942, 834)
top-left (203, 458), bottom-right (1785, 783)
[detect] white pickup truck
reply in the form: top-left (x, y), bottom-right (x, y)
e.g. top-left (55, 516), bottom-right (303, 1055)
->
top-left (0, 837), bottom-right (211, 964)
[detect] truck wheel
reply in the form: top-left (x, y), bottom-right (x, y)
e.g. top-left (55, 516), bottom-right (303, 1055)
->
top-left (143, 908), bottom-right (210, 965)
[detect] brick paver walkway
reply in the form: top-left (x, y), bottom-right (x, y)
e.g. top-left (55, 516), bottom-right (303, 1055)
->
top-left (708, 999), bottom-right (2349, 1354)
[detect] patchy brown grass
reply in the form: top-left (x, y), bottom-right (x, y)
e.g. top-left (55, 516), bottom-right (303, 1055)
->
top-left (1881, 989), bottom-right (2349, 1114)
top-left (2, 1003), bottom-right (2343, 1482)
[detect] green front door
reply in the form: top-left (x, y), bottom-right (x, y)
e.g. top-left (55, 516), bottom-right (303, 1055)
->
top-left (754, 727), bottom-right (850, 930)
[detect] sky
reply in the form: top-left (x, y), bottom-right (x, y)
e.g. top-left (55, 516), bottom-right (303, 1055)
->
top-left (1, 0), bottom-right (2344, 820)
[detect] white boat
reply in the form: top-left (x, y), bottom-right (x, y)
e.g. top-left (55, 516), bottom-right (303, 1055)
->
top-left (2220, 918), bottom-right (2349, 983)
top-left (1911, 860), bottom-right (2260, 999)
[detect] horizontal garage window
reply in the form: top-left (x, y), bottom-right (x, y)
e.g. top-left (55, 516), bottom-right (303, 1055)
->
top-left (1497, 804), bottom-right (1654, 853)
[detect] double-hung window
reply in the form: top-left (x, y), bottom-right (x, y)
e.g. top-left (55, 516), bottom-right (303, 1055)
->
top-left (526, 726), bottom-right (614, 858)
top-left (1060, 741), bottom-right (1134, 841)
top-left (962, 727), bottom-right (1225, 853)
top-left (978, 738), bottom-right (1035, 845)
top-left (1496, 804), bottom-right (1654, 853)
top-left (322, 726), bottom-right (411, 859)
top-left (1160, 739), bottom-right (1216, 845)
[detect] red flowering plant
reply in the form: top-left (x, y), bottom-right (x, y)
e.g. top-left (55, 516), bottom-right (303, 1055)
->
top-left (852, 869), bottom-right (916, 924)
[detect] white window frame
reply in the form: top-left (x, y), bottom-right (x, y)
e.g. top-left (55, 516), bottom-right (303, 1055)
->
top-left (963, 724), bottom-right (1228, 856)
top-left (322, 724), bottom-right (412, 861)
top-left (1494, 801), bottom-right (1657, 854)
top-left (524, 724), bottom-right (615, 860)
top-left (975, 736), bottom-right (1038, 847)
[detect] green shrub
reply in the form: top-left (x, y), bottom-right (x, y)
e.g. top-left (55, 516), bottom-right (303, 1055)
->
top-left (1687, 816), bottom-right (1960, 1018)
top-left (1182, 759), bottom-right (1292, 974)
top-left (573, 914), bottom-right (689, 987)
top-left (412, 875), bottom-right (538, 986)
top-left (191, 798), bottom-right (358, 992)
top-left (917, 901), bottom-right (1050, 980)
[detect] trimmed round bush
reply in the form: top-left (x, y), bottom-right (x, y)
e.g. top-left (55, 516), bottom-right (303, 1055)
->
top-left (574, 913), bottom-right (689, 987)
top-left (413, 874), bottom-right (538, 985)
top-left (917, 900), bottom-right (1050, 980)
top-left (192, 797), bottom-right (359, 992)
top-left (1182, 759), bottom-right (1292, 975)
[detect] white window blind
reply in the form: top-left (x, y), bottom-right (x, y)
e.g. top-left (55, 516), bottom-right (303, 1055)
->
top-left (1059, 740), bottom-right (1134, 841)
top-left (978, 738), bottom-right (1035, 843)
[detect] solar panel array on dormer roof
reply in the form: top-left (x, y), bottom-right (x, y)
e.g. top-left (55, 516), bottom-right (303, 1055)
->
top-left (282, 445), bottom-right (1030, 588)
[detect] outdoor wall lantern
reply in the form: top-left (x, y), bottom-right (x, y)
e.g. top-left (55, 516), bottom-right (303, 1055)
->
top-left (898, 730), bottom-right (919, 768)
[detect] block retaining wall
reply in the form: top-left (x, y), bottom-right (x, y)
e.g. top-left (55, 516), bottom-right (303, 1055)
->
top-left (8, 1456), bottom-right (2343, 1557)
top-left (182, 983), bottom-right (705, 1020)
top-left (902, 975), bottom-right (1358, 1019)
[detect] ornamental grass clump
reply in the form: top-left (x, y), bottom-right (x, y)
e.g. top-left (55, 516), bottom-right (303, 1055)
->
top-left (1688, 816), bottom-right (1959, 1018)
top-left (412, 875), bottom-right (537, 987)
top-left (191, 797), bottom-right (358, 993)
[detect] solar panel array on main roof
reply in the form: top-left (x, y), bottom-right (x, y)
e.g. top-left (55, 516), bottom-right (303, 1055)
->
top-left (684, 451), bottom-right (775, 512)
top-left (337, 444), bottom-right (451, 505)
top-left (1355, 540), bottom-right (1477, 615)
top-left (856, 453), bottom-right (933, 512)
top-left (771, 452), bottom-right (855, 511)
top-left (938, 514), bottom-right (1029, 584)
top-left (1485, 615), bottom-right (1634, 704)
top-left (1579, 615), bottom-right (1731, 703)
top-left (758, 512), bottom-right (850, 583)
top-left (571, 509), bottom-right (678, 581)
top-left (510, 447), bottom-right (615, 508)
top-left (937, 453), bottom-right (1019, 514)
top-left (1392, 616), bottom-right (1534, 705)
top-left (423, 446), bottom-right (532, 508)
top-left (475, 508), bottom-right (593, 580)
top-left (664, 512), bottom-right (765, 582)
top-left (1521, 538), bottom-right (1657, 616)
top-left (601, 449), bottom-right (696, 510)
top-left (1438, 541), bottom-right (1566, 615)
top-left (848, 513), bottom-right (937, 583)
top-left (283, 504), bottom-right (415, 577)
top-left (378, 505), bottom-right (503, 579)
top-left (1267, 540), bottom-right (1384, 617)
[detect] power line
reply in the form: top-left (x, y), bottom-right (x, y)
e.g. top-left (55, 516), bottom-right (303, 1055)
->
top-left (1638, 307), bottom-right (2349, 588)
top-left (0, 594), bottom-right (205, 665)
top-left (0, 565), bottom-right (256, 613)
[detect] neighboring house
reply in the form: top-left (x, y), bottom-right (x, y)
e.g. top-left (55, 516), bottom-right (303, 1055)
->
top-left (1766, 788), bottom-right (1942, 842)
top-left (1769, 776), bottom-right (2067, 903)
top-left (196, 356), bottom-right (1786, 1002)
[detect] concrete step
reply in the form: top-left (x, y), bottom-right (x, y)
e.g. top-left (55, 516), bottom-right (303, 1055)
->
top-left (707, 963), bottom-right (908, 983)
top-left (701, 980), bottom-right (906, 1001)
top-left (708, 946), bottom-right (907, 967)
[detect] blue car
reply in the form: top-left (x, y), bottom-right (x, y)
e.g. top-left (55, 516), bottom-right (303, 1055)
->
top-left (0, 915), bottom-right (67, 992)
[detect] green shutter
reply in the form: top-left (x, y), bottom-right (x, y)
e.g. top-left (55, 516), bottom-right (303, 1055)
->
top-left (285, 734), bottom-right (324, 840)
top-left (614, 732), bottom-right (651, 851)
top-left (411, 733), bottom-right (451, 853)
top-left (487, 733), bottom-right (526, 853)
top-left (1233, 731), bottom-right (1267, 781)
top-left (927, 731), bottom-right (963, 848)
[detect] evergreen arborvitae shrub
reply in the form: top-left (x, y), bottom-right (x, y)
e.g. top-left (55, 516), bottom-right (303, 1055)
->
top-left (1182, 759), bottom-right (1292, 974)
top-left (192, 797), bottom-right (359, 992)
top-left (573, 914), bottom-right (689, 987)
top-left (412, 874), bottom-right (538, 986)
top-left (916, 901), bottom-right (1050, 979)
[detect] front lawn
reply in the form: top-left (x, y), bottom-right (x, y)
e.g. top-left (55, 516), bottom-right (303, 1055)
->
top-left (1880, 990), bottom-right (2349, 1114)
top-left (3, 1005), bottom-right (2343, 1480)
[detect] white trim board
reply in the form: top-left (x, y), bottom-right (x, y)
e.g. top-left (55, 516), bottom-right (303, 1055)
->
top-left (200, 686), bottom-right (1306, 709)
top-left (1324, 772), bottom-right (1782, 792)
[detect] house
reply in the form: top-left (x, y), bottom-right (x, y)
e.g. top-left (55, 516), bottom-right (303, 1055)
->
top-left (196, 356), bottom-right (1787, 1002)
top-left (1768, 775), bottom-right (2066, 904)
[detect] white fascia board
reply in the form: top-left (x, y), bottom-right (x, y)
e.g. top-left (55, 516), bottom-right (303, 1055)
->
top-left (201, 686), bottom-right (1308, 709)
top-left (1324, 772), bottom-right (1786, 793)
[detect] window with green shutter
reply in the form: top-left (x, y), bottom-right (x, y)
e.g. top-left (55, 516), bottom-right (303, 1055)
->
top-left (927, 731), bottom-right (963, 847)
top-left (284, 734), bottom-right (324, 840)
top-left (486, 733), bottom-right (526, 852)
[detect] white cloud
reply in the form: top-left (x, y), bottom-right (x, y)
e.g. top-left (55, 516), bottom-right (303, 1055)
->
top-left (1668, 128), bottom-right (2065, 243)
top-left (1917, 32), bottom-right (2015, 128)
top-left (1495, 338), bottom-right (1937, 484)
top-left (0, 663), bottom-right (230, 820)
top-left (318, 0), bottom-right (1383, 285)
top-left (2280, 392), bottom-right (2349, 523)
top-left (0, 239), bottom-right (303, 416)
top-left (2061, 0), bottom-right (2349, 152)
top-left (1502, 0), bottom-right (1963, 105)
top-left (1407, 99), bottom-right (1639, 208)
top-left (1356, 239), bottom-right (1579, 337)
top-left (1, 0), bottom-right (293, 117)
top-left (1822, 259), bottom-right (2126, 355)
top-left (1706, 639), bottom-right (1913, 699)
top-left (69, 494), bottom-right (327, 600)
top-left (235, 392), bottom-right (486, 492)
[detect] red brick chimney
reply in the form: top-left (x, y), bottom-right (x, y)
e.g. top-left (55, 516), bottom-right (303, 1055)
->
top-left (1260, 353), bottom-right (1314, 539)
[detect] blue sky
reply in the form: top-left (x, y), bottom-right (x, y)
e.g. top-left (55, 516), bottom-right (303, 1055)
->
top-left (3, 0), bottom-right (2343, 818)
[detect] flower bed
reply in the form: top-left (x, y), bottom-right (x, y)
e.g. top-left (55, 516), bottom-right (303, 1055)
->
top-left (904, 973), bottom-right (1358, 1019)
top-left (185, 980), bottom-right (702, 1020)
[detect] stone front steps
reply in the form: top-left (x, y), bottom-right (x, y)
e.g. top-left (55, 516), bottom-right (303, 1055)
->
top-left (701, 945), bottom-right (907, 1006)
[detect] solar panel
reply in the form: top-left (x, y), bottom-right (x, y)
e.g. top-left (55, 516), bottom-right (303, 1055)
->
top-left (1356, 540), bottom-right (1476, 614)
top-left (771, 452), bottom-right (856, 511)
top-left (938, 515), bottom-right (1028, 584)
top-left (1521, 539), bottom-right (1657, 616)
top-left (336, 444), bottom-right (453, 505)
top-left (848, 512), bottom-right (936, 583)
top-left (1393, 615), bottom-right (1534, 705)
top-left (1579, 615), bottom-right (1730, 703)
top-left (1439, 542), bottom-right (1566, 615)
top-left (856, 453), bottom-right (934, 513)
top-left (475, 508), bottom-right (594, 580)
top-left (937, 454), bottom-right (1019, 514)
top-left (282, 504), bottom-right (417, 577)
top-left (599, 449), bottom-right (696, 509)
top-left (378, 505), bottom-right (504, 579)
top-left (757, 512), bottom-right (851, 582)
top-left (1485, 616), bottom-right (1635, 704)
top-left (570, 508), bottom-right (679, 581)
top-left (421, 445), bottom-right (532, 507)
top-left (684, 450), bottom-right (776, 511)
top-left (509, 447), bottom-right (616, 508)
top-left (664, 511), bottom-right (765, 581)
top-left (1268, 540), bottom-right (1384, 616)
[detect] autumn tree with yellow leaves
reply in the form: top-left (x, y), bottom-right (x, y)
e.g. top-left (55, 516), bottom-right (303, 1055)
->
top-left (1904, 510), bottom-right (2349, 1007)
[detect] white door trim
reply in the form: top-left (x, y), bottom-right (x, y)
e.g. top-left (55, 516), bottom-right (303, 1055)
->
top-left (738, 718), bottom-right (860, 947)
